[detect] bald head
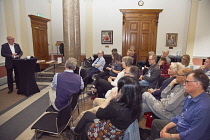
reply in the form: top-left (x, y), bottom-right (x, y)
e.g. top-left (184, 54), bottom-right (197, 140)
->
top-left (6, 36), bottom-right (15, 45)
top-left (162, 50), bottom-right (169, 57)
top-left (98, 51), bottom-right (104, 58)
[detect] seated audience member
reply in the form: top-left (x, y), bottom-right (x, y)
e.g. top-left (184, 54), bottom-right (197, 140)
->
top-left (93, 56), bottom-right (133, 98)
top-left (49, 57), bottom-right (84, 111)
top-left (199, 57), bottom-right (210, 93)
top-left (159, 57), bottom-right (170, 78)
top-left (129, 46), bottom-right (137, 64)
top-left (127, 49), bottom-right (136, 65)
top-left (150, 69), bottom-right (210, 140)
top-left (73, 76), bottom-right (142, 140)
top-left (141, 68), bottom-right (192, 120)
top-left (158, 50), bottom-right (171, 64)
top-left (112, 48), bottom-right (122, 61)
top-left (181, 54), bottom-right (190, 67)
top-left (96, 53), bottom-right (122, 80)
top-left (139, 54), bottom-right (160, 88)
top-left (86, 51), bottom-right (105, 82)
top-left (149, 62), bottom-right (183, 100)
top-left (73, 65), bottom-right (140, 126)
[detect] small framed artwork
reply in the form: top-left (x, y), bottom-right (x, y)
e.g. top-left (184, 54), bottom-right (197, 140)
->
top-left (101, 30), bottom-right (113, 44)
top-left (166, 33), bottom-right (178, 47)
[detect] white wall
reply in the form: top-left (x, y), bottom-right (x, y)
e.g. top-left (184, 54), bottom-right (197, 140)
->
top-left (0, 0), bottom-right (7, 64)
top-left (25, 0), bottom-right (50, 56)
top-left (51, 0), bottom-right (63, 54)
top-left (194, 0), bottom-right (210, 58)
top-left (91, 0), bottom-right (191, 55)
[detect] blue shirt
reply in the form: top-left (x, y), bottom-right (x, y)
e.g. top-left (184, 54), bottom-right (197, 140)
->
top-left (171, 92), bottom-right (210, 140)
top-left (92, 57), bottom-right (105, 71)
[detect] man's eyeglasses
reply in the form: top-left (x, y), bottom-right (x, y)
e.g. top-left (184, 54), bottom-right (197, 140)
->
top-left (185, 80), bottom-right (198, 84)
top-left (124, 72), bottom-right (131, 75)
top-left (177, 74), bottom-right (186, 76)
top-left (148, 59), bottom-right (154, 60)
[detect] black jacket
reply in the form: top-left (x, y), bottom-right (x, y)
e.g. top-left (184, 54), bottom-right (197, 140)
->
top-left (1, 43), bottom-right (23, 69)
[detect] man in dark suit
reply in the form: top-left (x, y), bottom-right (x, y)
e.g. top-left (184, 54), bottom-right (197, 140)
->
top-left (1, 36), bottom-right (23, 94)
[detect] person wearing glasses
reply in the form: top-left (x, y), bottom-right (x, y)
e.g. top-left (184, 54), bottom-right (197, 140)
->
top-left (140, 68), bottom-right (192, 121)
top-left (1, 36), bottom-right (23, 94)
top-left (86, 51), bottom-right (106, 82)
top-left (199, 57), bottom-right (210, 93)
top-left (139, 54), bottom-right (160, 88)
top-left (158, 50), bottom-right (171, 64)
top-left (150, 69), bottom-right (210, 140)
top-left (181, 54), bottom-right (190, 67)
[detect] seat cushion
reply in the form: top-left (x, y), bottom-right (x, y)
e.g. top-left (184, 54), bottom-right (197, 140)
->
top-left (31, 113), bottom-right (58, 134)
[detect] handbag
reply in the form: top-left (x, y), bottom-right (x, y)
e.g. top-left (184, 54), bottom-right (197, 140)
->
top-left (87, 119), bottom-right (125, 140)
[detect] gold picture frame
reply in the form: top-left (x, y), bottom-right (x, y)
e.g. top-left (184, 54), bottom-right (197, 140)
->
top-left (166, 33), bottom-right (178, 47)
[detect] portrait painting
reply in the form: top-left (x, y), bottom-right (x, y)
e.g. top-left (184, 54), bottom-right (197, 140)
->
top-left (166, 33), bottom-right (178, 47)
top-left (101, 30), bottom-right (113, 44)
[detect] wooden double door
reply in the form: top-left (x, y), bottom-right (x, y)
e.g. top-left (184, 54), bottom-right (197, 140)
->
top-left (29, 15), bottom-right (51, 69)
top-left (29, 15), bottom-right (50, 60)
top-left (120, 9), bottom-right (163, 61)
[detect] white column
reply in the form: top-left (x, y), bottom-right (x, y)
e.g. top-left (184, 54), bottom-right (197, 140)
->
top-left (186, 0), bottom-right (200, 64)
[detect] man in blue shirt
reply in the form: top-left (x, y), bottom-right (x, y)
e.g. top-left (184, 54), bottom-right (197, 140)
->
top-left (86, 51), bottom-right (106, 81)
top-left (150, 69), bottom-right (210, 140)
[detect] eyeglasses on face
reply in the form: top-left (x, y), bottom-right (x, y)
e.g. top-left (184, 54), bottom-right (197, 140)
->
top-left (185, 80), bottom-right (198, 84)
top-left (177, 74), bottom-right (186, 76)
top-left (148, 59), bottom-right (154, 60)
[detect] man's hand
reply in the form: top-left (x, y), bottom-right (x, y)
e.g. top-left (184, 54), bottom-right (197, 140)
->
top-left (199, 65), bottom-right (205, 69)
top-left (108, 76), bottom-right (112, 83)
top-left (169, 79), bottom-right (178, 87)
top-left (160, 131), bottom-right (171, 138)
top-left (160, 126), bottom-right (168, 138)
top-left (148, 88), bottom-right (154, 94)
top-left (95, 64), bottom-right (99, 67)
top-left (139, 75), bottom-right (143, 80)
top-left (12, 53), bottom-right (17, 57)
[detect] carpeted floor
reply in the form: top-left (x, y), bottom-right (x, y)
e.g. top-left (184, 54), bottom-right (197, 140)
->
top-left (0, 84), bottom-right (47, 113)
top-left (0, 65), bottom-right (94, 140)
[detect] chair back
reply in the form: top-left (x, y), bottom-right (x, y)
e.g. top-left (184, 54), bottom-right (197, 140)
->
top-left (82, 76), bottom-right (89, 91)
top-left (56, 97), bottom-right (73, 133)
top-left (71, 91), bottom-right (80, 111)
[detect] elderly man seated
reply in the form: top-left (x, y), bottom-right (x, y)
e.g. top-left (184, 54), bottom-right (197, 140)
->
top-left (140, 68), bottom-right (192, 120)
top-left (49, 57), bottom-right (84, 111)
top-left (150, 69), bottom-right (210, 140)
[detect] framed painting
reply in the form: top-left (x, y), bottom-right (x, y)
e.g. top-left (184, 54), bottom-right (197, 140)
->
top-left (101, 30), bottom-right (113, 44)
top-left (166, 33), bottom-right (178, 47)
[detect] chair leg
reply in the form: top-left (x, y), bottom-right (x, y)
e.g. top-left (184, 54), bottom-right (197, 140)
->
top-left (34, 129), bottom-right (37, 140)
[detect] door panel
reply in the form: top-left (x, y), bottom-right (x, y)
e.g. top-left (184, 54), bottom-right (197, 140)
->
top-left (120, 9), bottom-right (162, 62)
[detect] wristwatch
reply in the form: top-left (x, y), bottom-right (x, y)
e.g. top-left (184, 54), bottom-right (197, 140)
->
top-left (170, 134), bottom-right (174, 138)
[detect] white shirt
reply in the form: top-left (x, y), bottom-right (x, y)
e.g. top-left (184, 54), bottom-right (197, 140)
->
top-left (111, 69), bottom-right (125, 87)
top-left (8, 43), bottom-right (15, 54)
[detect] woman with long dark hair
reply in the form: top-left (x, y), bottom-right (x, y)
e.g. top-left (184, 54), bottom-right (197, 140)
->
top-left (74, 76), bottom-right (142, 140)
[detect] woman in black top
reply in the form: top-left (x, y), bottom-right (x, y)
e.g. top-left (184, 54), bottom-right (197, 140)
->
top-left (74, 76), bottom-right (142, 139)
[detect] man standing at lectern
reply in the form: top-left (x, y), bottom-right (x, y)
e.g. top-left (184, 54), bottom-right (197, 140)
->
top-left (1, 36), bottom-right (23, 94)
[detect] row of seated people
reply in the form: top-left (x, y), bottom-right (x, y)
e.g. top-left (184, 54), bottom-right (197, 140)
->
top-left (47, 53), bottom-right (210, 139)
